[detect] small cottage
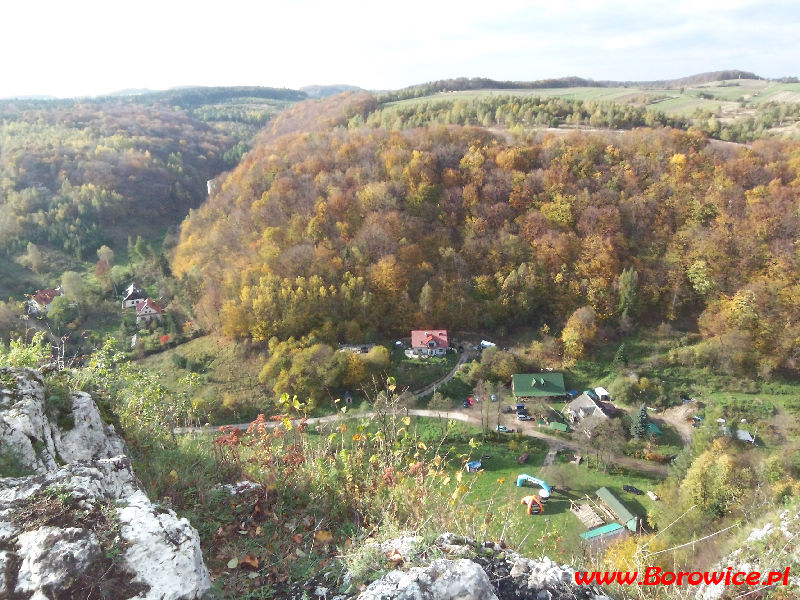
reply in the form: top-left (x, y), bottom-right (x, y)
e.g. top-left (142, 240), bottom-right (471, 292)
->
top-left (410, 330), bottom-right (448, 356)
top-left (122, 284), bottom-right (147, 309)
top-left (135, 298), bottom-right (163, 325)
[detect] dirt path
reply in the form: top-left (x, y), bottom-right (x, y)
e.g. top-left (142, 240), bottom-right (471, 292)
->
top-left (181, 405), bottom-right (668, 478)
top-left (410, 350), bottom-right (472, 399)
top-left (659, 400), bottom-right (704, 445)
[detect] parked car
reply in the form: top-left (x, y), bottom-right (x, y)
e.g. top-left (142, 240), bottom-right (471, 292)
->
top-left (623, 485), bottom-right (644, 495)
top-left (490, 394), bottom-right (497, 402)
top-left (462, 400), bottom-right (471, 408)
top-left (517, 414), bottom-right (532, 421)
top-left (647, 491), bottom-right (660, 501)
top-left (496, 425), bottom-right (510, 433)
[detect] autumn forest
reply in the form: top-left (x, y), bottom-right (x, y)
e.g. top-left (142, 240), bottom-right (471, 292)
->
top-left (173, 92), bottom-right (800, 380)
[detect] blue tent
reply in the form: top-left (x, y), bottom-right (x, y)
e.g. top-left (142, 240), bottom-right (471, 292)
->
top-left (465, 460), bottom-right (482, 473)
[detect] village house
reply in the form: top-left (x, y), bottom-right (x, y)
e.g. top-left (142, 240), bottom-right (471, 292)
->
top-left (410, 330), bottom-right (448, 356)
top-left (135, 298), bottom-right (163, 325)
top-left (27, 288), bottom-right (63, 315)
top-left (121, 284), bottom-right (147, 309)
top-left (564, 392), bottom-right (610, 425)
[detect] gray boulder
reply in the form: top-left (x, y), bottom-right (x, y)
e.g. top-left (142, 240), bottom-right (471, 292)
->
top-left (352, 534), bottom-right (611, 600)
top-left (358, 558), bottom-right (497, 600)
top-left (0, 368), bottom-right (210, 599)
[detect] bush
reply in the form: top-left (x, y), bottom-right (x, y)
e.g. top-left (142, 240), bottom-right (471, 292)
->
top-left (186, 358), bottom-right (204, 373)
top-left (172, 354), bottom-right (187, 370)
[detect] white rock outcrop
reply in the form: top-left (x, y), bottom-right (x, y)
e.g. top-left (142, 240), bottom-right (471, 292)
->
top-left (0, 367), bottom-right (211, 599)
top-left (358, 558), bottom-right (498, 600)
top-left (349, 533), bottom-right (611, 600)
top-left (695, 505), bottom-right (800, 600)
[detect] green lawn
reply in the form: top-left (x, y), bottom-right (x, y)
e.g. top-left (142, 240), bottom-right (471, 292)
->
top-left (139, 335), bottom-right (272, 423)
top-left (390, 348), bottom-right (459, 392)
top-left (454, 438), bottom-right (662, 559)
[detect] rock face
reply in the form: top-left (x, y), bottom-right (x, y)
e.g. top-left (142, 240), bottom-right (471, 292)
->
top-left (0, 367), bottom-right (211, 599)
top-left (350, 534), bottom-right (611, 600)
top-left (695, 504), bottom-right (800, 600)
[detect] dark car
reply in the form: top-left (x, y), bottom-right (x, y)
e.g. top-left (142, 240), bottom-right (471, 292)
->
top-left (462, 400), bottom-right (471, 408)
top-left (623, 485), bottom-right (644, 495)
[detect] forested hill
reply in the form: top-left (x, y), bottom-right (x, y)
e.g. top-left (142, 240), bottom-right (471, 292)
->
top-left (173, 93), bottom-right (800, 377)
top-left (0, 87), bottom-right (304, 297)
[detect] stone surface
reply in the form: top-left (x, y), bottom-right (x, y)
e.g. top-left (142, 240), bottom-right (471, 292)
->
top-left (14, 527), bottom-right (101, 597)
top-left (0, 368), bottom-right (211, 600)
top-left (119, 490), bottom-right (210, 600)
top-left (695, 505), bottom-right (800, 600)
top-left (353, 534), bottom-right (611, 600)
top-left (358, 558), bottom-right (498, 600)
top-left (55, 391), bottom-right (126, 463)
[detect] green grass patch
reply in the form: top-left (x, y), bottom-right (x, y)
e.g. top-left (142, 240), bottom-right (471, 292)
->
top-left (390, 349), bottom-right (459, 392)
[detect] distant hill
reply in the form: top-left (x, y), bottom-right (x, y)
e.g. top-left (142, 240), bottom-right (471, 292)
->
top-left (0, 87), bottom-right (306, 295)
top-left (379, 71), bottom-right (764, 102)
top-left (128, 86), bottom-right (307, 107)
top-left (300, 84), bottom-right (364, 98)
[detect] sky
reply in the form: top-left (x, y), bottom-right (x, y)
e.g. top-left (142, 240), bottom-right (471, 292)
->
top-left (2, 0), bottom-right (799, 98)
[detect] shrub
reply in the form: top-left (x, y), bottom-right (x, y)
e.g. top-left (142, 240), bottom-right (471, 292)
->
top-left (186, 359), bottom-right (203, 373)
top-left (172, 354), bottom-right (187, 369)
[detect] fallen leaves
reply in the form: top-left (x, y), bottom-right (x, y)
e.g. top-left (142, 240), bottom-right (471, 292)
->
top-left (314, 529), bottom-right (333, 544)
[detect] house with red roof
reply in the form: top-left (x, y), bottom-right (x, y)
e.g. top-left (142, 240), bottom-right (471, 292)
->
top-left (135, 298), bottom-right (163, 325)
top-left (27, 288), bottom-right (63, 315)
top-left (411, 330), bottom-right (449, 356)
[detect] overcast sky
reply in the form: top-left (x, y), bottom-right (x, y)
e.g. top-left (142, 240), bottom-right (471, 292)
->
top-left (2, 0), bottom-right (798, 98)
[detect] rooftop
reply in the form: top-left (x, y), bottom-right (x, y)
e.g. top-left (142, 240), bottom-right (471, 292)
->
top-left (595, 487), bottom-right (636, 525)
top-left (512, 372), bottom-right (566, 398)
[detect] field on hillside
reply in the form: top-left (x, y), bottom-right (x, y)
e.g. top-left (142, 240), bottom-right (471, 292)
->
top-left (385, 79), bottom-right (800, 119)
top-left (138, 335), bottom-right (272, 423)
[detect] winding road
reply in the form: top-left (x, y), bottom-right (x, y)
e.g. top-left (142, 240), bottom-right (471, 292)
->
top-left (179, 405), bottom-right (668, 478)
top-left (178, 349), bottom-right (668, 477)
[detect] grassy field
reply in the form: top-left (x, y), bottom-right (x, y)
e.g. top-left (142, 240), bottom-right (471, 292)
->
top-left (447, 431), bottom-right (662, 560)
top-left (385, 79), bottom-right (800, 121)
top-left (177, 414), bottom-right (663, 567)
top-left (390, 348), bottom-right (460, 392)
top-left (138, 334), bottom-right (271, 422)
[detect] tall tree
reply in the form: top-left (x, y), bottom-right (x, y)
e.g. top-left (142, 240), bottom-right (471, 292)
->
top-left (96, 245), bottom-right (114, 266)
top-left (23, 243), bottom-right (44, 274)
top-left (630, 404), bottom-right (648, 439)
top-left (617, 267), bottom-right (639, 317)
top-left (61, 271), bottom-right (84, 302)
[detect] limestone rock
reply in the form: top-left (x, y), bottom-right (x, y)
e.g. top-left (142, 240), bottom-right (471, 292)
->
top-left (14, 527), bottom-right (101, 597)
top-left (352, 533), bottom-right (611, 600)
top-left (0, 368), bottom-right (211, 600)
top-left (358, 558), bottom-right (498, 600)
top-left (54, 391), bottom-right (125, 463)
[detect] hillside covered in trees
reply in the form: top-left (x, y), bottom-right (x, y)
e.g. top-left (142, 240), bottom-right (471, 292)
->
top-left (0, 87), bottom-right (305, 274)
top-left (173, 93), bottom-right (800, 378)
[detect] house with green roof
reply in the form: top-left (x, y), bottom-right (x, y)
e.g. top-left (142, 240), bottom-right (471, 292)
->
top-left (595, 487), bottom-right (640, 532)
top-left (512, 372), bottom-right (566, 399)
